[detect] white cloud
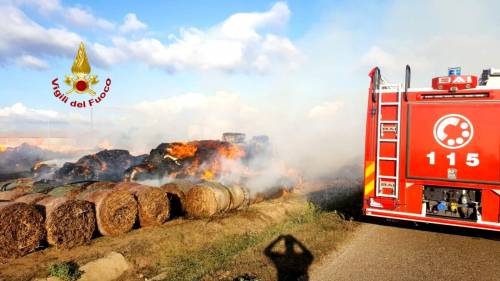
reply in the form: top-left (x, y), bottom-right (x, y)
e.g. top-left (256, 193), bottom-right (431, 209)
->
top-left (91, 2), bottom-right (300, 73)
top-left (15, 54), bottom-right (49, 70)
top-left (119, 13), bottom-right (147, 33)
top-left (14, 0), bottom-right (61, 14)
top-left (0, 5), bottom-right (82, 63)
top-left (2, 1), bottom-right (299, 73)
top-left (64, 7), bottom-right (114, 30)
top-left (219, 1), bottom-right (290, 40)
top-left (0, 103), bottom-right (58, 119)
top-left (13, 0), bottom-right (114, 29)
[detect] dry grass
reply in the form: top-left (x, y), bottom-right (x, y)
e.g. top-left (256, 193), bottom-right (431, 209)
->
top-left (157, 202), bottom-right (358, 281)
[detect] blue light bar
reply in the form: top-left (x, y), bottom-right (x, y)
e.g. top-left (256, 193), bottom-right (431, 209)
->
top-left (448, 67), bottom-right (462, 76)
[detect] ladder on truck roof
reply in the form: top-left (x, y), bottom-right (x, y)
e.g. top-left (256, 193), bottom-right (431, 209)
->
top-left (372, 66), bottom-right (409, 199)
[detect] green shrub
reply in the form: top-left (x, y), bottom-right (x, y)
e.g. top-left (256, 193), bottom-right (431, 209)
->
top-left (48, 261), bottom-right (82, 281)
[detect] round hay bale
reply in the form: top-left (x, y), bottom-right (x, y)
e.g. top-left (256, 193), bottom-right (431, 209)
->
top-left (0, 202), bottom-right (45, 259)
top-left (226, 184), bottom-right (250, 210)
top-left (81, 189), bottom-right (137, 236)
top-left (14, 193), bottom-right (49, 204)
top-left (185, 182), bottom-right (231, 218)
top-left (161, 180), bottom-right (195, 216)
top-left (0, 190), bottom-right (27, 201)
top-left (36, 196), bottom-right (96, 249)
top-left (115, 182), bottom-right (169, 227)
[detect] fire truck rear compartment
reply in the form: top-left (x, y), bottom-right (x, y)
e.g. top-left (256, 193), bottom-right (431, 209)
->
top-left (424, 186), bottom-right (480, 220)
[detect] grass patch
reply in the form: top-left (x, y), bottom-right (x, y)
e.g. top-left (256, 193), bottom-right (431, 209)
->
top-left (48, 261), bottom-right (82, 281)
top-left (156, 202), bottom-right (356, 281)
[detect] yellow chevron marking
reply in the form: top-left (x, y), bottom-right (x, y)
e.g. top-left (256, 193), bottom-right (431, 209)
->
top-left (364, 179), bottom-right (375, 196)
top-left (365, 162), bottom-right (375, 179)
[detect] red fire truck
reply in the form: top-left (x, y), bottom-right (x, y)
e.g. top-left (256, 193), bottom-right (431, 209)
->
top-left (363, 65), bottom-right (500, 231)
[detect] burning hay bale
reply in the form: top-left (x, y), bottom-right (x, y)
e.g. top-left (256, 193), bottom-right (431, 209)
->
top-left (80, 189), bottom-right (137, 236)
top-left (54, 149), bottom-right (146, 183)
top-left (0, 143), bottom-right (68, 181)
top-left (125, 140), bottom-right (247, 182)
top-left (36, 196), bottom-right (96, 249)
top-left (161, 180), bottom-right (196, 216)
top-left (115, 182), bottom-right (169, 227)
top-left (0, 202), bottom-right (45, 259)
top-left (185, 182), bottom-right (249, 218)
top-left (14, 193), bottom-right (49, 204)
top-left (32, 162), bottom-right (57, 180)
top-left (0, 190), bottom-right (27, 201)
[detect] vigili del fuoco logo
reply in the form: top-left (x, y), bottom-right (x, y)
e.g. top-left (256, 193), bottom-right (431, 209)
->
top-left (51, 42), bottom-right (111, 108)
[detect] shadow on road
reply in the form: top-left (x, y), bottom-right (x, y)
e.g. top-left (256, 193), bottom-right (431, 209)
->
top-left (264, 235), bottom-right (314, 281)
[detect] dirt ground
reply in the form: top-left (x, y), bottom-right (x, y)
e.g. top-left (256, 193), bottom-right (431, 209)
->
top-left (311, 220), bottom-right (500, 281)
top-left (0, 196), bottom-right (312, 281)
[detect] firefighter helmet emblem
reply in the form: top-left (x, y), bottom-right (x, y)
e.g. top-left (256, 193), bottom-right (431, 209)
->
top-left (64, 42), bottom-right (99, 96)
top-left (433, 114), bottom-right (473, 149)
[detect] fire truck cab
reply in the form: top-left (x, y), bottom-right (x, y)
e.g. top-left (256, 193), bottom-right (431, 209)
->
top-left (363, 66), bottom-right (500, 231)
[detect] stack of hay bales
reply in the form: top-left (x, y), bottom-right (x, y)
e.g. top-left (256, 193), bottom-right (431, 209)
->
top-left (0, 202), bottom-right (45, 259)
top-left (185, 181), bottom-right (250, 218)
top-left (23, 181), bottom-right (139, 237)
top-left (0, 180), bottom-right (174, 258)
top-left (0, 176), bottom-right (288, 259)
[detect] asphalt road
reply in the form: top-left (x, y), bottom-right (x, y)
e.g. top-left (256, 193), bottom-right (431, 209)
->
top-left (311, 220), bottom-right (500, 281)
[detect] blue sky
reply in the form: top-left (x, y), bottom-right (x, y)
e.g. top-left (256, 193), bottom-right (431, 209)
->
top-left (1, 0), bottom-right (499, 175)
top-left (0, 0), bottom-right (389, 108)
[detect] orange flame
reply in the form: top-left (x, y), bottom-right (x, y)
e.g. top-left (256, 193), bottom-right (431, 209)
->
top-left (167, 143), bottom-right (198, 159)
top-left (202, 170), bottom-right (215, 180)
top-left (0, 145), bottom-right (6, 153)
top-left (152, 141), bottom-right (248, 181)
top-left (218, 144), bottom-right (246, 159)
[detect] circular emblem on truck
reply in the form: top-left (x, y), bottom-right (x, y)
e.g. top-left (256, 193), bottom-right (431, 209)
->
top-left (433, 114), bottom-right (473, 149)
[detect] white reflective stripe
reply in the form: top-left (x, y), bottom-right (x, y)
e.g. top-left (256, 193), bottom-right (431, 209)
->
top-left (366, 208), bottom-right (425, 218)
top-left (365, 212), bottom-right (500, 231)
